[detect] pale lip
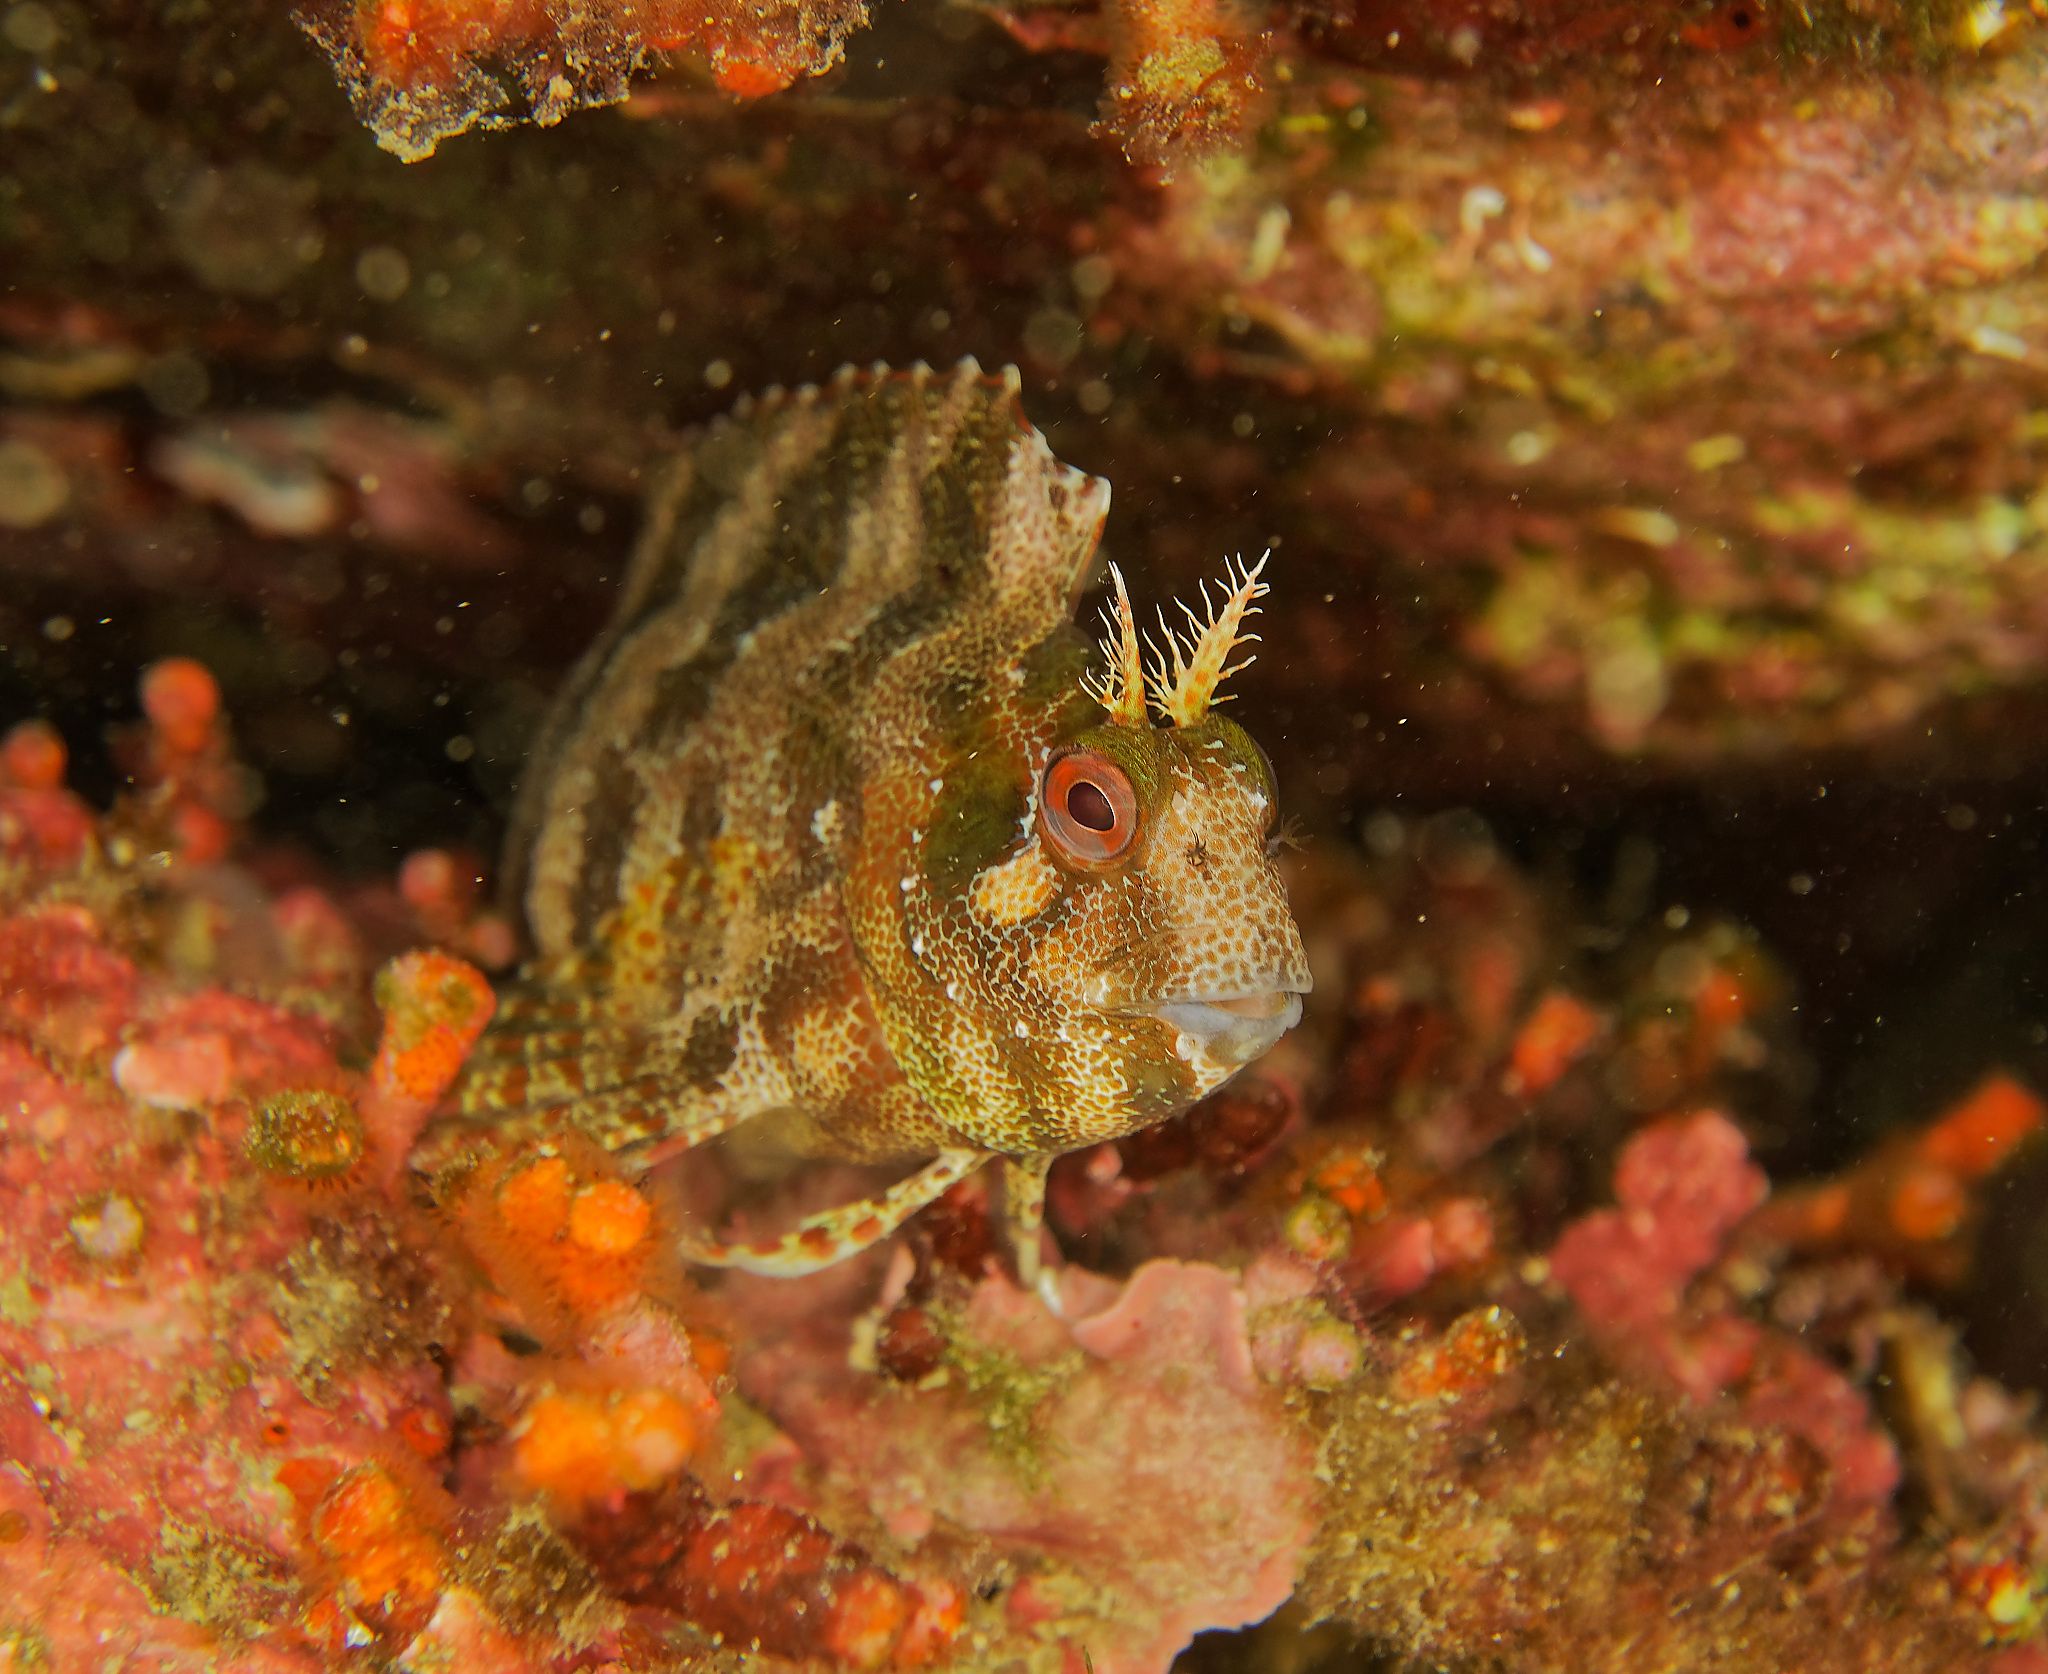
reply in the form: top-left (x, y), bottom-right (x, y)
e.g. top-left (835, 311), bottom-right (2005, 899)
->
top-left (1142, 984), bottom-right (1307, 1067)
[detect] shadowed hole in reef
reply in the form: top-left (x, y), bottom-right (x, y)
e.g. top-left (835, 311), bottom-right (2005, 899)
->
top-left (0, 469), bottom-right (626, 871)
top-left (1175, 1615), bottom-right (1396, 1674)
top-left (1471, 774), bottom-right (2048, 1396)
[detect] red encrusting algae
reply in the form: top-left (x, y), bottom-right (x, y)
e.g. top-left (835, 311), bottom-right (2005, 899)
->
top-left (298, 0), bottom-right (879, 163)
top-left (1095, 0), bottom-right (1274, 169)
top-left (575, 1493), bottom-right (964, 1668)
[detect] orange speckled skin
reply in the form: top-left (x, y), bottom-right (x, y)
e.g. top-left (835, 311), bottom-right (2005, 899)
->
top-left (448, 361), bottom-right (1308, 1270)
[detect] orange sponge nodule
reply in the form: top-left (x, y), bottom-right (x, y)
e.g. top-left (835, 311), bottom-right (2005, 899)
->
top-left (307, 1461), bottom-right (449, 1640)
top-left (570, 1179), bottom-right (653, 1255)
top-left (512, 1384), bottom-right (698, 1505)
top-left (1917, 1072), bottom-right (2045, 1180)
top-left (1, 720), bottom-right (66, 790)
top-left (371, 950), bottom-right (495, 1104)
top-left (140, 657), bottom-right (222, 757)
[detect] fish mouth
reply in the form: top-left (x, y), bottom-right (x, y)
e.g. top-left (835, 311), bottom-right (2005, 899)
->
top-left (1140, 984), bottom-right (1306, 1067)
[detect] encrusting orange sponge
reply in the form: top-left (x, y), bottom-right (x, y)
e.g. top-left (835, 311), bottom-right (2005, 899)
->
top-left (302, 1459), bottom-right (452, 1643)
top-left (511, 1382), bottom-right (700, 1507)
top-left (1755, 1070), bottom-right (2045, 1281)
top-left (371, 950), bottom-right (496, 1106)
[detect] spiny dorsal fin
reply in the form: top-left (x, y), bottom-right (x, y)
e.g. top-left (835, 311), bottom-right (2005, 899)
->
top-left (505, 360), bottom-right (1110, 945)
top-left (615, 359), bottom-right (1108, 643)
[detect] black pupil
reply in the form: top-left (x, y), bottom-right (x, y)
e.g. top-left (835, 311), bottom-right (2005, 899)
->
top-left (1065, 777), bottom-right (1117, 833)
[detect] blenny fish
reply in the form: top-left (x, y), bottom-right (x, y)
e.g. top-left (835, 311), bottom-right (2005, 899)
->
top-left (449, 360), bottom-right (1309, 1274)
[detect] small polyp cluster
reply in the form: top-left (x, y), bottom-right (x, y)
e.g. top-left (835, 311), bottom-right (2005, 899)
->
top-left (246, 1089), bottom-right (371, 1192)
top-left (442, 1139), bottom-right (664, 1340)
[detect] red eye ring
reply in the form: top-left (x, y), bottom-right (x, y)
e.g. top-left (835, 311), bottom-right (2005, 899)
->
top-left (1039, 748), bottom-right (1139, 865)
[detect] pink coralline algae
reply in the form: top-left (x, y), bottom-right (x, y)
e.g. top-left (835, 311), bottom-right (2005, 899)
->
top-left (3, 672), bottom-right (2048, 1671)
top-left (731, 1256), bottom-right (1315, 1674)
top-left (1549, 1111), bottom-right (1902, 1511)
top-left (1548, 1109), bottom-right (1769, 1332)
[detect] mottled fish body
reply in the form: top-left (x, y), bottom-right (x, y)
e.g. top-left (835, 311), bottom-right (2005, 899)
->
top-left (454, 360), bottom-right (1308, 1273)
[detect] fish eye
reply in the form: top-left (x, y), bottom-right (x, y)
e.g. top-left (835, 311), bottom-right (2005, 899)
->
top-left (1040, 748), bottom-right (1139, 865)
